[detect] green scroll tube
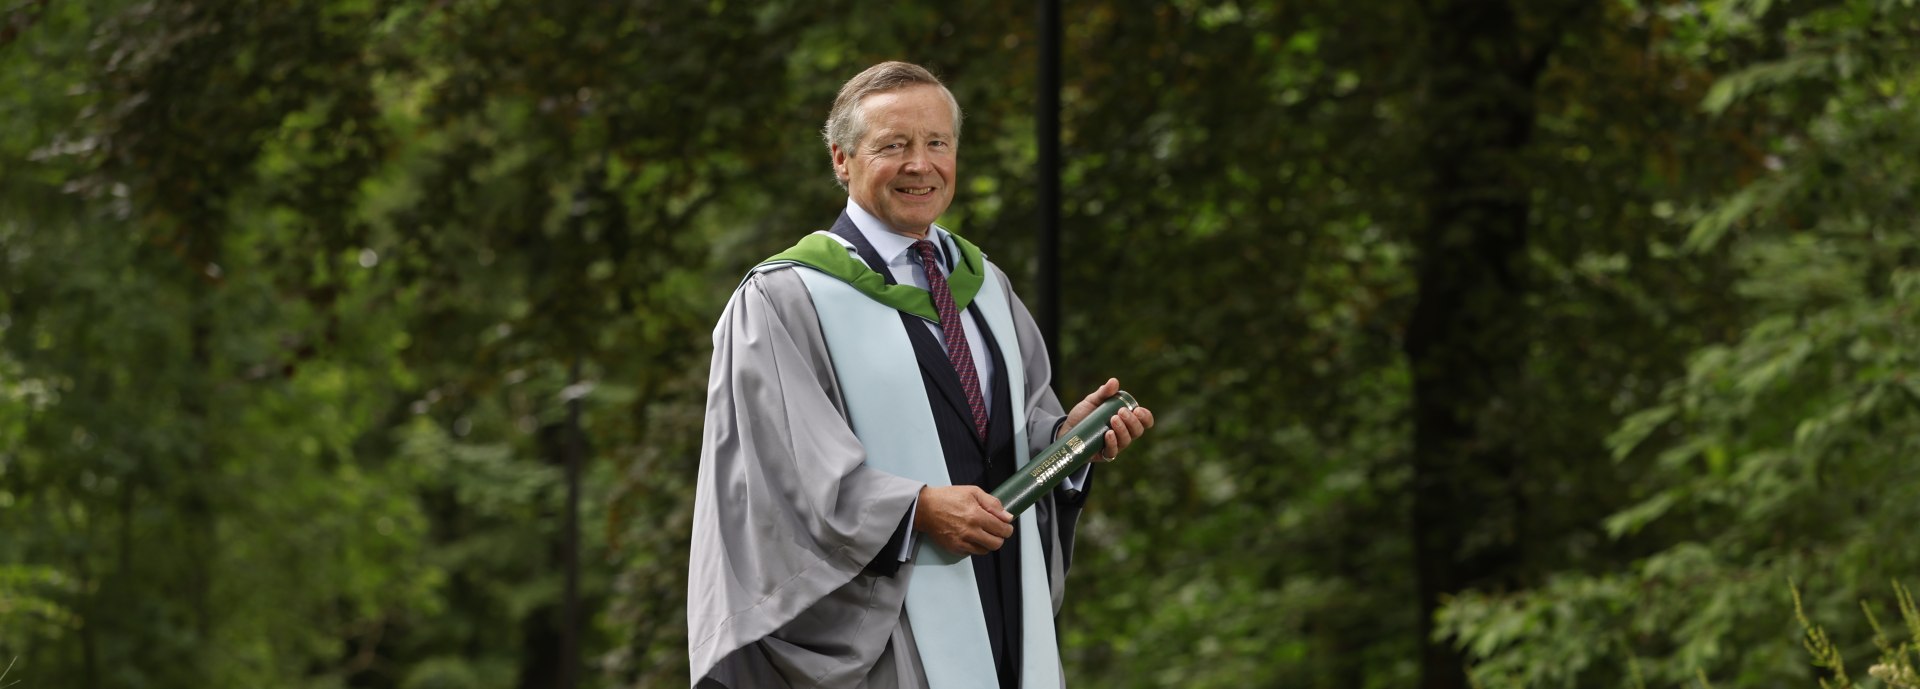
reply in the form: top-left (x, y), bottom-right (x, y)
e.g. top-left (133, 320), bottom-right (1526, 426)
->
top-left (991, 391), bottom-right (1139, 516)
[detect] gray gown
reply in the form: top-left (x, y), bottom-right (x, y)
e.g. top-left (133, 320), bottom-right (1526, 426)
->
top-left (688, 264), bottom-right (1086, 688)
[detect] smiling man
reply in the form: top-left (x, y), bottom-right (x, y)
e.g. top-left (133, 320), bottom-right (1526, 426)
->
top-left (688, 61), bottom-right (1153, 688)
top-left (833, 81), bottom-right (956, 237)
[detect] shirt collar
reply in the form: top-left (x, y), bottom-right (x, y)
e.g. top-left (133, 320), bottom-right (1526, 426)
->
top-left (845, 197), bottom-right (950, 269)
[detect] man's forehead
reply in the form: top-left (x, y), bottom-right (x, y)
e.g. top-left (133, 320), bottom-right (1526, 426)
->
top-left (862, 122), bottom-right (955, 138)
top-left (858, 87), bottom-right (953, 123)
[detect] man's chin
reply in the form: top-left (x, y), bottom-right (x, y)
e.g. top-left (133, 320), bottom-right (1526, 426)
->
top-left (902, 215), bottom-right (944, 231)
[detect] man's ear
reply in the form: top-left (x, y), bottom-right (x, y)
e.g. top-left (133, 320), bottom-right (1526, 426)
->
top-left (830, 144), bottom-right (851, 182)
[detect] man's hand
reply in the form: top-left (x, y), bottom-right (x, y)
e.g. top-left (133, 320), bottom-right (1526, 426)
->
top-left (913, 485), bottom-right (1015, 556)
top-left (1059, 378), bottom-right (1156, 461)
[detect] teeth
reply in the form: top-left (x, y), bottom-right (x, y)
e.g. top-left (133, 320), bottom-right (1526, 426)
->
top-left (899, 187), bottom-right (933, 195)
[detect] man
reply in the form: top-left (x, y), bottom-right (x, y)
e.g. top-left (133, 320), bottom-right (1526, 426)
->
top-left (688, 61), bottom-right (1153, 688)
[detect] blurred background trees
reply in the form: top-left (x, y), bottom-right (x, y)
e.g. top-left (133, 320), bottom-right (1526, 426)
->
top-left (1, 0), bottom-right (1915, 687)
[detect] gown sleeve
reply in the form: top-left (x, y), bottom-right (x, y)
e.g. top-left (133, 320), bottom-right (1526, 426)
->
top-left (687, 267), bottom-right (924, 685)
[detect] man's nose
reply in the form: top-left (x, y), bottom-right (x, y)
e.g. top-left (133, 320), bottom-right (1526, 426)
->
top-left (902, 145), bottom-right (930, 173)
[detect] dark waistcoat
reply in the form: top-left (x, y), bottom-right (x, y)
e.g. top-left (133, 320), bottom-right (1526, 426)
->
top-left (829, 216), bottom-right (1025, 689)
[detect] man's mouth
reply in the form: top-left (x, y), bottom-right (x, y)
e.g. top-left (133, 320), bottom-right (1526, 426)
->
top-left (895, 187), bottom-right (935, 196)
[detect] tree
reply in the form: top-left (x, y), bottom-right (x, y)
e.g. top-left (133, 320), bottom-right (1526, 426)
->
top-left (1440, 0), bottom-right (1920, 685)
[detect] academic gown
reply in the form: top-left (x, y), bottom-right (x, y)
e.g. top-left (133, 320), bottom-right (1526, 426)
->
top-left (687, 231), bottom-right (1090, 688)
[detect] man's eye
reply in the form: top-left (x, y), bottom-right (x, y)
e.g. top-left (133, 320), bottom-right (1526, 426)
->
top-left (930, 140), bottom-right (948, 148)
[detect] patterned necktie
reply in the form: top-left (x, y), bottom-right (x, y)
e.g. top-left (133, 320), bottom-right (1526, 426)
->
top-left (911, 239), bottom-right (989, 442)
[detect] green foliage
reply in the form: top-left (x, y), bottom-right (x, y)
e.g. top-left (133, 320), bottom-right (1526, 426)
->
top-left (1442, 0), bottom-right (1920, 686)
top-left (1795, 582), bottom-right (1855, 689)
top-left (2, 0), bottom-right (1914, 687)
top-left (1793, 581), bottom-right (1920, 689)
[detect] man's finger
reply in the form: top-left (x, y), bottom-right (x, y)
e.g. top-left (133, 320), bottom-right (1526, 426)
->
top-left (969, 503), bottom-right (1014, 537)
top-left (949, 532), bottom-right (983, 555)
top-left (963, 527), bottom-right (1003, 552)
top-left (972, 490), bottom-right (1004, 513)
top-left (982, 517), bottom-right (1013, 539)
top-left (971, 490), bottom-right (1014, 521)
top-left (977, 534), bottom-right (1005, 552)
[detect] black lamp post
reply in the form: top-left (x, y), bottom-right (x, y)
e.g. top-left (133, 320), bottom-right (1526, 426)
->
top-left (1037, 0), bottom-right (1062, 385)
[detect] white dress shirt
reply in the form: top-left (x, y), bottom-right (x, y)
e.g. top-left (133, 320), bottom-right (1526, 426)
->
top-left (844, 199), bottom-right (996, 412)
top-left (843, 198), bottom-right (1087, 561)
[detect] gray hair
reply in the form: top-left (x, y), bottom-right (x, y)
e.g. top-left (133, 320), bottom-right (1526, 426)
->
top-left (822, 61), bottom-right (963, 189)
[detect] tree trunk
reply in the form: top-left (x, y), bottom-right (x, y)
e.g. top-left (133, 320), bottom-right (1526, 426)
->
top-left (1405, 1), bottom-right (1550, 688)
top-left (181, 218), bottom-right (222, 683)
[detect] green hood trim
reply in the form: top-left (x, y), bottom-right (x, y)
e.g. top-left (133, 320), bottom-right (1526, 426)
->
top-left (759, 231), bottom-right (986, 323)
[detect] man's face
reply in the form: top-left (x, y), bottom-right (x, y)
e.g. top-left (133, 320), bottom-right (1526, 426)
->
top-left (833, 84), bottom-right (957, 238)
